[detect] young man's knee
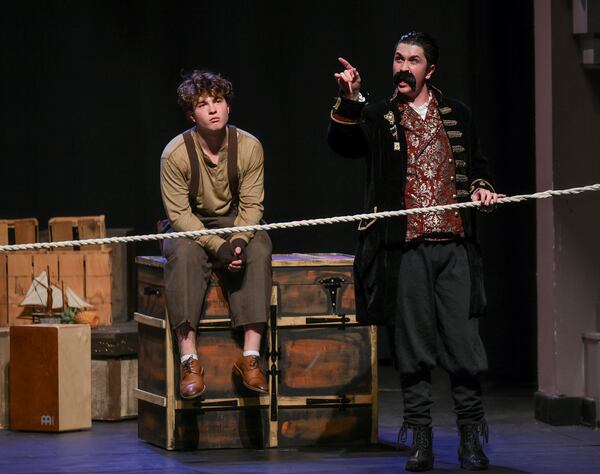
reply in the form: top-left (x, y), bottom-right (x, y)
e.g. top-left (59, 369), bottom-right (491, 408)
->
top-left (247, 233), bottom-right (272, 262)
top-left (168, 239), bottom-right (209, 264)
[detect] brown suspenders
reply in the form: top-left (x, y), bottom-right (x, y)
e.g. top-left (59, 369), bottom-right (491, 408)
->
top-left (182, 125), bottom-right (239, 211)
top-left (226, 125), bottom-right (239, 210)
top-left (182, 130), bottom-right (200, 209)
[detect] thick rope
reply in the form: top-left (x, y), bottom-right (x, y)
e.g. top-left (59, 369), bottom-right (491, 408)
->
top-left (1, 183), bottom-right (598, 252)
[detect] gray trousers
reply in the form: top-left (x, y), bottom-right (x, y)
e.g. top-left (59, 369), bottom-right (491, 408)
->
top-left (391, 241), bottom-right (488, 426)
top-left (162, 217), bottom-right (272, 329)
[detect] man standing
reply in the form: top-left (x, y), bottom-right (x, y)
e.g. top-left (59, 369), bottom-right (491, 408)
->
top-left (161, 70), bottom-right (271, 399)
top-left (328, 32), bottom-right (502, 471)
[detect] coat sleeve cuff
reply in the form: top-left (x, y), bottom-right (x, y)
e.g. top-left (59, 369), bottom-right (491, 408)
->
top-left (469, 179), bottom-right (496, 194)
top-left (330, 96), bottom-right (365, 124)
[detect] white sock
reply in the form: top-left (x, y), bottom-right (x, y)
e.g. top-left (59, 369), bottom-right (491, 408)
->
top-left (180, 354), bottom-right (198, 363)
top-left (243, 350), bottom-right (260, 357)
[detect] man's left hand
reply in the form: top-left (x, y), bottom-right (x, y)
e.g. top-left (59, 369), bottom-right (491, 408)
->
top-left (471, 188), bottom-right (506, 211)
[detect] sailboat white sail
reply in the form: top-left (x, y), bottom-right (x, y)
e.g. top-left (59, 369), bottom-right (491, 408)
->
top-left (20, 271), bottom-right (49, 307)
top-left (50, 285), bottom-right (63, 309)
top-left (20, 271), bottom-right (91, 310)
top-left (65, 287), bottom-right (92, 309)
top-left (20, 271), bottom-right (63, 309)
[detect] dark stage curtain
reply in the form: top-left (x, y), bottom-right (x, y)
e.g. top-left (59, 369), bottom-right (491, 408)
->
top-left (1, 0), bottom-right (535, 380)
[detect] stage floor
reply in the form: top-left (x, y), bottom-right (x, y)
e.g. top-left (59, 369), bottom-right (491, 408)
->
top-left (1, 366), bottom-right (599, 474)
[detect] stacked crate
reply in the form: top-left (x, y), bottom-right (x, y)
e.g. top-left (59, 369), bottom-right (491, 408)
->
top-left (0, 328), bottom-right (8, 429)
top-left (0, 218), bottom-right (39, 327)
top-left (135, 253), bottom-right (377, 450)
top-left (48, 216), bottom-right (112, 326)
top-left (0, 216), bottom-right (112, 327)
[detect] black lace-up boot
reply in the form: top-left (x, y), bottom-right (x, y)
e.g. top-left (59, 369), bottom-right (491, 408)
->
top-left (458, 422), bottom-right (489, 470)
top-left (398, 423), bottom-right (434, 472)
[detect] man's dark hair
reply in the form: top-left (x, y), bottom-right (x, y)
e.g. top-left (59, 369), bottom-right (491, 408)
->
top-left (395, 31), bottom-right (439, 67)
top-left (176, 70), bottom-right (234, 112)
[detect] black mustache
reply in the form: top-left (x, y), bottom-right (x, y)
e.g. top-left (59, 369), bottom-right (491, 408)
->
top-left (393, 71), bottom-right (416, 89)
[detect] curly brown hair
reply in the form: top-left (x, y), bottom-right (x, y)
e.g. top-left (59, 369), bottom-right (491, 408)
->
top-left (176, 70), bottom-right (234, 112)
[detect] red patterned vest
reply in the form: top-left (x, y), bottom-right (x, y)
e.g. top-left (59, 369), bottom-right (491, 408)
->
top-left (400, 95), bottom-right (464, 241)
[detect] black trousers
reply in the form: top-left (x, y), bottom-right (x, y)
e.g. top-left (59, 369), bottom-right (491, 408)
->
top-left (390, 241), bottom-right (488, 426)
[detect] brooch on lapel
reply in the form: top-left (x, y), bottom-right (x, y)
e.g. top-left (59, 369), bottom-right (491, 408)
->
top-left (384, 110), bottom-right (400, 146)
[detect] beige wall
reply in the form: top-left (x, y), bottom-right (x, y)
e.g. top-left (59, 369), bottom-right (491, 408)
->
top-left (536, 0), bottom-right (600, 396)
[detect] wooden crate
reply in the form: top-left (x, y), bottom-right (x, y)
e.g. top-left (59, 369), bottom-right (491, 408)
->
top-left (135, 253), bottom-right (377, 450)
top-left (3, 250), bottom-right (112, 327)
top-left (56, 250), bottom-right (112, 326)
top-left (83, 250), bottom-right (112, 326)
top-left (91, 322), bottom-right (138, 421)
top-left (106, 228), bottom-right (135, 323)
top-left (10, 324), bottom-right (91, 432)
top-left (6, 252), bottom-right (36, 326)
top-left (0, 328), bottom-right (8, 429)
top-left (0, 254), bottom-right (7, 327)
top-left (48, 215), bottom-right (106, 251)
top-left (0, 218), bottom-right (39, 246)
top-left (92, 358), bottom-right (138, 421)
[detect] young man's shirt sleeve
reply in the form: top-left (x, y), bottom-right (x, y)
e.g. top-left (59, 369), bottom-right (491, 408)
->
top-left (231, 137), bottom-right (265, 243)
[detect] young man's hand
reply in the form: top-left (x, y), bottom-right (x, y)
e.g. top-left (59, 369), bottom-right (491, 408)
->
top-left (215, 242), bottom-right (243, 272)
top-left (228, 239), bottom-right (247, 272)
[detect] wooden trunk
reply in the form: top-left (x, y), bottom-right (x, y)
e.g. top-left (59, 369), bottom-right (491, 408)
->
top-left (137, 256), bottom-right (230, 321)
top-left (270, 254), bottom-right (377, 447)
top-left (272, 253), bottom-right (355, 319)
top-left (134, 262), bottom-right (271, 449)
top-left (135, 253), bottom-right (377, 450)
top-left (0, 328), bottom-right (9, 429)
top-left (9, 324), bottom-right (91, 432)
top-left (273, 325), bottom-right (377, 446)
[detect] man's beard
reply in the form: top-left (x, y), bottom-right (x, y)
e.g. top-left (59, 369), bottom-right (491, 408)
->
top-left (393, 71), bottom-right (417, 91)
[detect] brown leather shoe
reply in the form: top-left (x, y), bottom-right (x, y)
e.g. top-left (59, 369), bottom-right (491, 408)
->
top-left (233, 355), bottom-right (269, 394)
top-left (179, 358), bottom-right (206, 399)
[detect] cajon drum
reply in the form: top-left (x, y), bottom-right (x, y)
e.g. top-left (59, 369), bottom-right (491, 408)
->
top-left (10, 324), bottom-right (91, 432)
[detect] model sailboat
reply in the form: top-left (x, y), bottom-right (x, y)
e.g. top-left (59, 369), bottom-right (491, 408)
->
top-left (20, 270), bottom-right (92, 321)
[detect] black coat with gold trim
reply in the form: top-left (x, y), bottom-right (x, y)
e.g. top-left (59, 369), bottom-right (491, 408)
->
top-left (327, 88), bottom-right (495, 325)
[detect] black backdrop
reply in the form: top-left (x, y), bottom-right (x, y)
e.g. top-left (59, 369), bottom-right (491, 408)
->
top-left (1, 1), bottom-right (536, 381)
